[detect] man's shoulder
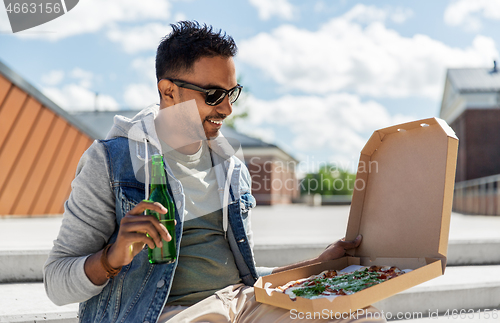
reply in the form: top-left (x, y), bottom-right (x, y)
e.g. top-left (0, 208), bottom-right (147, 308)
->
top-left (98, 137), bottom-right (131, 157)
top-left (99, 136), bottom-right (129, 146)
top-left (90, 137), bottom-right (144, 187)
top-left (96, 137), bottom-right (137, 176)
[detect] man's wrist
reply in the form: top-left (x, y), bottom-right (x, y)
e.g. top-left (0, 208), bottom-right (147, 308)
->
top-left (105, 244), bottom-right (123, 269)
top-left (101, 244), bottom-right (122, 278)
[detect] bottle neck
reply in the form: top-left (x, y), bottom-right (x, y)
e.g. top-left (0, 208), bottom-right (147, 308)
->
top-left (150, 156), bottom-right (167, 186)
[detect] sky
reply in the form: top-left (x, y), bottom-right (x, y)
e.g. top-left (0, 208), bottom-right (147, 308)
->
top-left (1, 0), bottom-right (499, 174)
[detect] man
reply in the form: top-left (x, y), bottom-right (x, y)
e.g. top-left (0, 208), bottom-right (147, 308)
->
top-left (44, 21), bottom-right (385, 322)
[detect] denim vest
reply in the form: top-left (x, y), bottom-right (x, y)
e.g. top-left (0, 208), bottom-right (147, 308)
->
top-left (78, 137), bottom-right (258, 323)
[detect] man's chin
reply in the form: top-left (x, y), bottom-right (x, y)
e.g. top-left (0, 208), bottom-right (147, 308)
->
top-left (204, 130), bottom-right (221, 140)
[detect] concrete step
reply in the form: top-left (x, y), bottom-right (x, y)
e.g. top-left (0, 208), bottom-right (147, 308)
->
top-left (0, 282), bottom-right (78, 323)
top-left (0, 250), bottom-right (48, 283)
top-left (447, 239), bottom-right (500, 266)
top-left (1, 238), bottom-right (499, 283)
top-left (373, 265), bottom-right (500, 318)
top-left (0, 266), bottom-right (498, 323)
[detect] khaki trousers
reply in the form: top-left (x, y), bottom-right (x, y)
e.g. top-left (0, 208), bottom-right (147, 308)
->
top-left (159, 284), bottom-right (387, 323)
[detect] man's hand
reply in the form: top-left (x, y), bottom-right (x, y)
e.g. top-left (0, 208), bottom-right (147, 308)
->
top-left (106, 200), bottom-right (173, 268)
top-left (84, 200), bottom-right (172, 285)
top-left (316, 235), bottom-right (362, 263)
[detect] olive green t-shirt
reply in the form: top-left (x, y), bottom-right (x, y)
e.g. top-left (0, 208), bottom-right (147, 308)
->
top-left (161, 140), bottom-right (242, 306)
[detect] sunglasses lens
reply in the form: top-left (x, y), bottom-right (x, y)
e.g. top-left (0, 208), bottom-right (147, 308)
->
top-left (229, 87), bottom-right (241, 104)
top-left (206, 90), bottom-right (226, 106)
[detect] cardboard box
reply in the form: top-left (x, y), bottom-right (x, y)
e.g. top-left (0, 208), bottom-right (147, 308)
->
top-left (254, 117), bottom-right (459, 314)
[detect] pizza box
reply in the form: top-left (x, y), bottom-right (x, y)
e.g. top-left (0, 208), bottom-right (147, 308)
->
top-left (254, 117), bottom-right (459, 314)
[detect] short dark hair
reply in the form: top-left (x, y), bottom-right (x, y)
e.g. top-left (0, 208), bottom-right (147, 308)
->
top-left (155, 21), bottom-right (237, 83)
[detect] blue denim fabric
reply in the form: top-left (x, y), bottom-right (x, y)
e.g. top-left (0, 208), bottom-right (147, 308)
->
top-left (78, 137), bottom-right (259, 323)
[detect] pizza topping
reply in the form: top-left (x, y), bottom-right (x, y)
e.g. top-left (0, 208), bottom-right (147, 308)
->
top-left (277, 266), bottom-right (407, 300)
top-left (323, 270), bottom-right (337, 278)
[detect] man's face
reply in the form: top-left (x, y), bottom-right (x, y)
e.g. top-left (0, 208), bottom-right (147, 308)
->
top-left (175, 56), bottom-right (237, 139)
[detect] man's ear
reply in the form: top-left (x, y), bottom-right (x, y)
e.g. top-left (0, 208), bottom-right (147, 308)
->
top-left (158, 79), bottom-right (176, 105)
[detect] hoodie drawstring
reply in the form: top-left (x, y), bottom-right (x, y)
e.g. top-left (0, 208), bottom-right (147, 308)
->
top-left (144, 138), bottom-right (149, 215)
top-left (222, 158), bottom-right (235, 239)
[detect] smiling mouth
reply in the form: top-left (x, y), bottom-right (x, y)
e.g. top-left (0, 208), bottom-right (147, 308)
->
top-left (208, 119), bottom-right (223, 125)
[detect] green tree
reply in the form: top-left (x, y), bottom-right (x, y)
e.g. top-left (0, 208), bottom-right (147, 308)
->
top-left (300, 165), bottom-right (356, 196)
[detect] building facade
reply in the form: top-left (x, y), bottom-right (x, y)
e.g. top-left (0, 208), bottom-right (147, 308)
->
top-left (440, 62), bottom-right (500, 215)
top-left (439, 63), bottom-right (500, 182)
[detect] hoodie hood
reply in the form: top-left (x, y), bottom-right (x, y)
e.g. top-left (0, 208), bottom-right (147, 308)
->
top-left (105, 104), bottom-right (162, 184)
top-left (106, 104), bottom-right (162, 152)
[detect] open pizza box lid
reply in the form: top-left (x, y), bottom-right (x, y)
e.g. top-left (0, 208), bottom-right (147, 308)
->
top-left (254, 117), bottom-right (459, 313)
top-left (345, 117), bottom-right (458, 272)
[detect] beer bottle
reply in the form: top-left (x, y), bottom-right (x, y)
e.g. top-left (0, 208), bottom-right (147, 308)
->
top-left (147, 154), bottom-right (176, 264)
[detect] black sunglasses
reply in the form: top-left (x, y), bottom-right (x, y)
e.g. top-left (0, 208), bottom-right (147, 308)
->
top-left (164, 78), bottom-right (243, 106)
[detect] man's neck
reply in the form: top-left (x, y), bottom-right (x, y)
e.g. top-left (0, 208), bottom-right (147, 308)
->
top-left (168, 140), bottom-right (202, 155)
top-left (154, 109), bottom-right (204, 155)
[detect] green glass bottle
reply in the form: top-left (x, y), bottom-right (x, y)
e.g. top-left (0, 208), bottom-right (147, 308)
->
top-left (147, 155), bottom-right (176, 264)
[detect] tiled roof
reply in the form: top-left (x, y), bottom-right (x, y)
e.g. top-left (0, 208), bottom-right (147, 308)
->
top-left (70, 110), bottom-right (138, 139)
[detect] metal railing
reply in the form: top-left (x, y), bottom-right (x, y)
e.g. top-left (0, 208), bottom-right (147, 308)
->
top-left (454, 174), bottom-right (500, 215)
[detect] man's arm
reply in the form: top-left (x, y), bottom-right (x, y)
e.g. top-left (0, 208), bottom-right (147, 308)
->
top-left (43, 142), bottom-right (171, 304)
top-left (271, 235), bottom-right (362, 274)
top-left (43, 141), bottom-right (117, 305)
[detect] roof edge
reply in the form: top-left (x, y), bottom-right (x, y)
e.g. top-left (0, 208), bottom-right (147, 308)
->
top-left (0, 59), bottom-right (100, 140)
top-left (243, 146), bottom-right (299, 163)
top-left (459, 89), bottom-right (500, 94)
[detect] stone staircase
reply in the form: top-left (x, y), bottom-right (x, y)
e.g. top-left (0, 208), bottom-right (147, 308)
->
top-left (0, 206), bottom-right (499, 322)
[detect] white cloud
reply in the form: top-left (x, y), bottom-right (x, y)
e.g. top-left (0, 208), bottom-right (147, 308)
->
top-left (343, 4), bottom-right (387, 24)
top-left (238, 4), bottom-right (498, 100)
top-left (70, 68), bottom-right (93, 80)
top-left (121, 57), bottom-right (159, 108)
top-left (107, 23), bottom-right (172, 54)
top-left (70, 68), bottom-right (94, 88)
top-left (235, 93), bottom-right (414, 162)
top-left (14, 0), bottom-right (171, 41)
top-left (342, 4), bottom-right (413, 25)
top-left (123, 83), bottom-right (160, 109)
top-left (43, 84), bottom-right (119, 111)
top-left (247, 127), bottom-right (276, 144)
top-left (173, 12), bottom-right (187, 22)
top-left (41, 70), bottom-right (65, 86)
top-left (41, 67), bottom-right (119, 111)
top-left (390, 7), bottom-right (413, 24)
top-left (131, 56), bottom-right (157, 81)
top-left (444, 0), bottom-right (500, 31)
top-left (248, 0), bottom-right (295, 20)
top-left (40, 64), bottom-right (157, 111)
